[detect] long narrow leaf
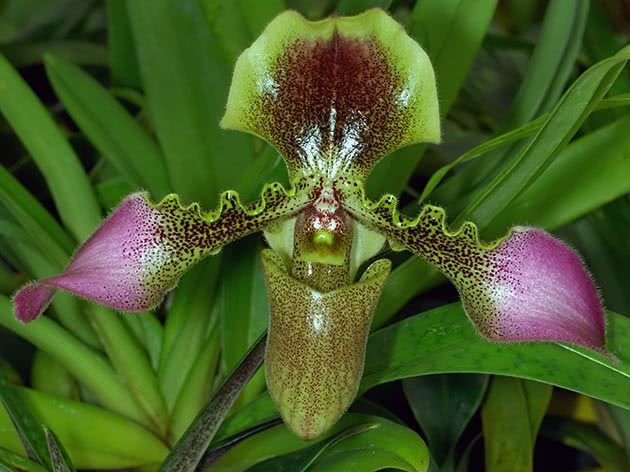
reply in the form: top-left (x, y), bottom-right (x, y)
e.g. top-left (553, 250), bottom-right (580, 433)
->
top-left (0, 370), bottom-right (50, 468)
top-left (0, 53), bottom-right (101, 241)
top-left (44, 54), bottom-right (171, 197)
top-left (159, 333), bottom-right (267, 472)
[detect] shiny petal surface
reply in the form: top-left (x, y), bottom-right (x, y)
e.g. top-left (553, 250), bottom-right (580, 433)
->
top-left (337, 180), bottom-right (606, 353)
top-left (221, 9), bottom-right (439, 181)
top-left (15, 183), bottom-right (313, 322)
top-left (262, 249), bottom-right (391, 440)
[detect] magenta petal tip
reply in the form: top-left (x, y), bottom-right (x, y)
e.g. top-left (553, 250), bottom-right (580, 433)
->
top-left (469, 227), bottom-right (606, 353)
top-left (13, 193), bottom-right (180, 322)
top-left (14, 282), bottom-right (57, 323)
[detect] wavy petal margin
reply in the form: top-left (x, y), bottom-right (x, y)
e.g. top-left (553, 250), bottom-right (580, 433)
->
top-left (14, 180), bottom-right (315, 322)
top-left (220, 9), bottom-right (440, 182)
top-left (336, 179), bottom-right (607, 354)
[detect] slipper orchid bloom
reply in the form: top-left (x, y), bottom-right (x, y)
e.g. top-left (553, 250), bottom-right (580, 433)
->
top-left (14, 9), bottom-right (607, 440)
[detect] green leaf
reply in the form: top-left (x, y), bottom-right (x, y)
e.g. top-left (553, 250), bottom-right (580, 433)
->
top-left (362, 304), bottom-right (630, 410)
top-left (127, 0), bottom-right (255, 207)
top-left (541, 417), bottom-right (630, 472)
top-left (367, 0), bottom-right (497, 197)
top-left (106, 0), bottom-right (143, 90)
top-left (30, 351), bottom-right (80, 401)
top-left (487, 114), bottom-right (630, 237)
top-left (44, 427), bottom-right (75, 472)
top-left (0, 53), bottom-right (101, 241)
top-left (159, 258), bottom-right (220, 413)
top-left (0, 388), bottom-right (169, 470)
top-left (159, 333), bottom-right (266, 472)
top-left (200, 0), bottom-right (287, 111)
top-left (86, 305), bottom-right (168, 438)
top-left (432, 0), bottom-right (590, 207)
top-left (402, 374), bottom-right (488, 466)
top-left (220, 236), bottom-right (268, 408)
top-left (0, 295), bottom-right (147, 427)
top-left (504, 0), bottom-right (589, 128)
top-left (606, 404), bottom-right (630, 462)
top-left (0, 457), bottom-right (19, 472)
top-left (460, 44), bottom-right (630, 229)
top-left (44, 54), bottom-right (171, 198)
top-left (170, 324), bottom-right (221, 442)
top-left (0, 447), bottom-right (48, 472)
top-left (0, 41), bottom-right (107, 68)
top-left (0, 369), bottom-right (50, 468)
top-left (246, 424), bottom-right (378, 472)
top-left (0, 164), bottom-right (74, 268)
top-left (481, 377), bottom-right (552, 472)
top-left (211, 414), bottom-right (428, 472)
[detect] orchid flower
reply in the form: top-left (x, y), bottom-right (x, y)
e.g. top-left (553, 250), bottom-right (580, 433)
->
top-left (14, 9), bottom-right (607, 441)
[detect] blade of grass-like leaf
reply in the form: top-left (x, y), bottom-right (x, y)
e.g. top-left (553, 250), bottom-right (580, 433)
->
top-left (159, 258), bottom-right (220, 413)
top-left (170, 325), bottom-right (221, 442)
top-left (0, 53), bottom-right (101, 241)
top-left (541, 417), bottom-right (630, 472)
top-left (409, 0), bottom-right (498, 118)
top-left (140, 313), bottom-right (163, 371)
top-left (0, 447), bottom-right (48, 472)
top-left (0, 41), bottom-right (107, 68)
top-left (606, 404), bottom-right (630, 461)
top-left (0, 388), bottom-right (169, 469)
top-left (0, 369), bottom-right (50, 468)
top-left (95, 177), bottom-right (134, 210)
top-left (522, 380), bottom-right (553, 441)
top-left (211, 414), bottom-right (428, 472)
top-left (584, 0), bottom-right (630, 97)
top-left (44, 427), bottom-right (74, 472)
top-left (460, 45), bottom-right (630, 229)
top-left (481, 377), bottom-right (551, 472)
top-left (201, 0), bottom-right (254, 67)
top-left (0, 295), bottom-right (147, 426)
top-left (0, 164), bottom-right (74, 267)
top-left (159, 333), bottom-right (266, 472)
top-left (505, 0), bottom-right (589, 128)
top-left (86, 305), bottom-right (168, 438)
top-left (236, 0), bottom-right (285, 40)
top-left (246, 424), bottom-right (378, 472)
top-left (432, 0), bottom-right (589, 206)
top-left (0, 457), bottom-right (19, 472)
top-left (127, 0), bottom-right (255, 207)
top-left (31, 350), bottom-right (80, 401)
top-left (402, 374), bottom-right (488, 466)
top-left (361, 304), bottom-right (630, 409)
top-left (486, 113), bottom-right (630, 237)
top-left (106, 0), bottom-right (142, 90)
top-left (44, 54), bottom-right (171, 198)
top-left (220, 237), bottom-right (268, 409)
top-left (367, 0), bottom-right (497, 198)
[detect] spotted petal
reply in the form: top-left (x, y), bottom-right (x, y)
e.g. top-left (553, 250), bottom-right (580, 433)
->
top-left (261, 248), bottom-right (391, 440)
top-left (14, 183), bottom-right (312, 322)
top-left (221, 9), bottom-right (440, 182)
top-left (338, 181), bottom-right (607, 354)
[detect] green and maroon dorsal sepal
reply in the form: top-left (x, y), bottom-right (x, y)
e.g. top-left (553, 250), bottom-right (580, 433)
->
top-left (220, 8), bottom-right (440, 183)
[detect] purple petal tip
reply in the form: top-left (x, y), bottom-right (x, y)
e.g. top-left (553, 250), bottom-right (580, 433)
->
top-left (471, 227), bottom-right (606, 352)
top-left (14, 282), bottom-right (57, 323)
